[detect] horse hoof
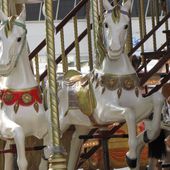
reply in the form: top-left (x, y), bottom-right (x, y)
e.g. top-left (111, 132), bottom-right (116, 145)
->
top-left (125, 155), bottom-right (137, 168)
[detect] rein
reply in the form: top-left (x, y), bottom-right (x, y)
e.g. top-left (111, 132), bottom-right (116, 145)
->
top-left (107, 9), bottom-right (130, 18)
top-left (0, 20), bottom-right (27, 76)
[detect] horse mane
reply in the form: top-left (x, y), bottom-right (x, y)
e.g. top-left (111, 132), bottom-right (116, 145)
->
top-left (112, 5), bottom-right (121, 23)
top-left (95, 20), bottom-right (108, 69)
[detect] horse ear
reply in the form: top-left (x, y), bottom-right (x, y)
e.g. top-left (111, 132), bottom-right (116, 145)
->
top-left (17, 5), bottom-right (26, 22)
top-left (0, 10), bottom-right (8, 22)
top-left (103, 0), bottom-right (113, 11)
top-left (122, 0), bottom-right (132, 12)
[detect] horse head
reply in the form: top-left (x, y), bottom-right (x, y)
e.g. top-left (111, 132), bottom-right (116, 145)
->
top-left (0, 7), bottom-right (27, 76)
top-left (99, 0), bottom-right (131, 61)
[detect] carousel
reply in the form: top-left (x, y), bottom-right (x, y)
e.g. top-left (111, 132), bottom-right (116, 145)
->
top-left (0, 0), bottom-right (169, 170)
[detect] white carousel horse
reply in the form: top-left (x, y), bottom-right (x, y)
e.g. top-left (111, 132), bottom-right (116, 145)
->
top-left (162, 83), bottom-right (170, 130)
top-left (53, 0), bottom-right (164, 169)
top-left (148, 83), bottom-right (170, 170)
top-left (0, 7), bottom-right (48, 170)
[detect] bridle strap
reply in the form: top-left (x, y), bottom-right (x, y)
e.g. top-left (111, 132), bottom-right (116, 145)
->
top-left (13, 21), bottom-right (27, 34)
top-left (107, 9), bottom-right (130, 18)
top-left (0, 20), bottom-right (27, 76)
top-left (1, 20), bottom-right (27, 34)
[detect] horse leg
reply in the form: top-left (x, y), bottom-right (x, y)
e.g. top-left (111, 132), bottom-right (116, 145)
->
top-left (124, 108), bottom-right (138, 169)
top-left (38, 128), bottom-right (53, 170)
top-left (143, 93), bottom-right (164, 143)
top-left (13, 126), bottom-right (27, 170)
top-left (4, 140), bottom-right (14, 170)
top-left (136, 139), bottom-right (146, 170)
top-left (67, 125), bottom-right (89, 170)
top-left (126, 137), bottom-right (145, 170)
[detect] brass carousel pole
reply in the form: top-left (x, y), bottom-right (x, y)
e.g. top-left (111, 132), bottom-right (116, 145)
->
top-left (1, 1), bottom-right (8, 170)
top-left (86, 0), bottom-right (93, 71)
top-left (139, 0), bottom-right (146, 53)
top-left (2, 0), bottom-right (8, 15)
top-left (151, 0), bottom-right (157, 51)
top-left (91, 0), bottom-right (99, 51)
top-left (139, 0), bottom-right (147, 92)
top-left (44, 0), bottom-right (66, 169)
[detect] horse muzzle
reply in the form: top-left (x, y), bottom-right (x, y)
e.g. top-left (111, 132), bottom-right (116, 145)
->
top-left (108, 47), bottom-right (122, 60)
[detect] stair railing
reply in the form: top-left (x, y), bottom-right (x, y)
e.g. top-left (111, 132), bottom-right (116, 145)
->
top-left (28, 1), bottom-right (170, 95)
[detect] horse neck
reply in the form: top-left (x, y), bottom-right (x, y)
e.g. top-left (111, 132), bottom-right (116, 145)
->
top-left (3, 43), bottom-right (37, 89)
top-left (101, 53), bottom-right (136, 75)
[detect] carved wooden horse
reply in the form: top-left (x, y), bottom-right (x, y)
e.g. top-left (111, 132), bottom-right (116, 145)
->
top-left (53, 0), bottom-right (164, 169)
top-left (147, 83), bottom-right (170, 170)
top-left (0, 8), bottom-right (48, 170)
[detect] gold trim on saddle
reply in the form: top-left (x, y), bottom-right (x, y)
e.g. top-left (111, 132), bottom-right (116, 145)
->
top-left (64, 70), bottom-right (96, 117)
top-left (64, 70), bottom-right (89, 87)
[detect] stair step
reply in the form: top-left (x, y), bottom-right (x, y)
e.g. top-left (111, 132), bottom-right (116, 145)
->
top-left (141, 50), bottom-right (167, 59)
top-left (138, 72), bottom-right (168, 78)
top-left (162, 30), bottom-right (170, 34)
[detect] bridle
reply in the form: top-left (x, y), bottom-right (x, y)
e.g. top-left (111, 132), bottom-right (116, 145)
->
top-left (0, 19), bottom-right (27, 76)
top-left (95, 6), bottom-right (130, 68)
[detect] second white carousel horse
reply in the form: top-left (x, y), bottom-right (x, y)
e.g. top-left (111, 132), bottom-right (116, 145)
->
top-left (147, 83), bottom-right (170, 170)
top-left (0, 7), bottom-right (48, 170)
top-left (51, 0), bottom-right (164, 169)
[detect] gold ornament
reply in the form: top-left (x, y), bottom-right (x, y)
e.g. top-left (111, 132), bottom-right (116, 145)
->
top-left (34, 101), bottom-right (39, 113)
top-left (14, 101), bottom-right (19, 113)
top-left (21, 93), bottom-right (32, 104)
top-left (3, 91), bottom-right (14, 103)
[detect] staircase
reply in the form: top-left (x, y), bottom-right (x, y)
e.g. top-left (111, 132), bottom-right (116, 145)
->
top-left (28, 2), bottom-right (170, 96)
top-left (127, 13), bottom-right (170, 96)
top-left (136, 29), bottom-right (170, 96)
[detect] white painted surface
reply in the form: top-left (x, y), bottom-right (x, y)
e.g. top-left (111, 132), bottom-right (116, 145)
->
top-left (26, 19), bottom-right (90, 60)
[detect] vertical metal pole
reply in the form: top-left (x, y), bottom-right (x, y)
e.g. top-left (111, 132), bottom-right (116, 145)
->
top-left (126, 15), bottom-right (133, 54)
top-left (35, 54), bottom-right (40, 85)
top-left (101, 138), bottom-right (110, 170)
top-left (60, 28), bottom-right (68, 73)
top-left (2, 0), bottom-right (8, 15)
top-left (1, 2), bottom-right (8, 170)
top-left (139, 0), bottom-right (146, 53)
top-left (91, 0), bottom-right (98, 51)
top-left (44, 0), bottom-right (67, 169)
top-left (86, 1), bottom-right (93, 71)
top-left (73, 15), bottom-right (81, 71)
top-left (151, 0), bottom-right (157, 51)
top-left (164, 0), bottom-right (169, 31)
top-left (155, 0), bottom-right (159, 24)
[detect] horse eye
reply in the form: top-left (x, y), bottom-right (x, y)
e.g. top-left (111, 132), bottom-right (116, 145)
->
top-left (124, 25), bottom-right (128, 29)
top-left (104, 23), bottom-right (108, 28)
top-left (17, 37), bottom-right (22, 42)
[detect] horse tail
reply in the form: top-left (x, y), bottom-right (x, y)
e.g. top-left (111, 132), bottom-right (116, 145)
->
top-left (148, 129), bottom-right (167, 159)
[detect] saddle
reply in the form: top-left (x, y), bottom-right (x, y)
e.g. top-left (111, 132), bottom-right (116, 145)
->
top-left (64, 70), bottom-right (96, 117)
